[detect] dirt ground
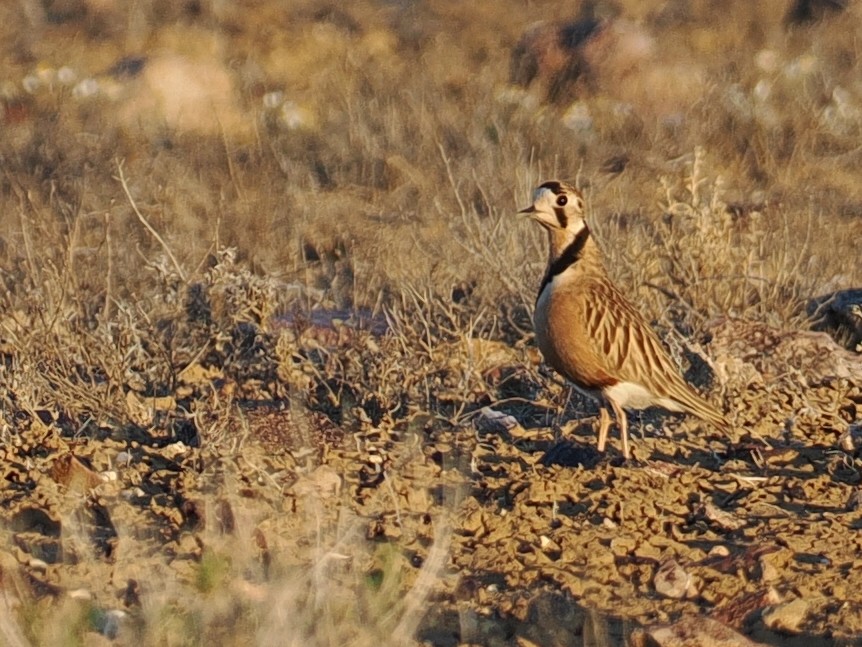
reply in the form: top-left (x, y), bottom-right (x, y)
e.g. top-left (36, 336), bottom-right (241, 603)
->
top-left (2, 310), bottom-right (861, 646)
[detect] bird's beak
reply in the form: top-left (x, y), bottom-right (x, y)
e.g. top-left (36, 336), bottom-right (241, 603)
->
top-left (518, 205), bottom-right (536, 215)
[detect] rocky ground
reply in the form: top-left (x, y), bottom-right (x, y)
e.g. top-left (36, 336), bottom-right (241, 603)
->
top-left (2, 299), bottom-right (861, 646)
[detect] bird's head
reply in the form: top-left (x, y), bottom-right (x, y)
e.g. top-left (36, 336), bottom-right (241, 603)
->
top-left (519, 180), bottom-right (587, 236)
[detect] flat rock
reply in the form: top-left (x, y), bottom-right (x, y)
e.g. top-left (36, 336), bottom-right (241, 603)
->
top-left (637, 616), bottom-right (768, 647)
top-left (807, 288), bottom-right (862, 350)
top-left (707, 318), bottom-right (862, 386)
top-left (762, 598), bottom-right (811, 634)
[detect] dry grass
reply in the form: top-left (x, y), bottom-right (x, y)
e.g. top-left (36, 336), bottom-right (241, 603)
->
top-left (0, 0), bottom-right (861, 644)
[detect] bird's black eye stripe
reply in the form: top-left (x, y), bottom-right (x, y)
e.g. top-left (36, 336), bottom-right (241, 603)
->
top-left (556, 195), bottom-right (567, 207)
top-left (553, 207), bottom-right (567, 227)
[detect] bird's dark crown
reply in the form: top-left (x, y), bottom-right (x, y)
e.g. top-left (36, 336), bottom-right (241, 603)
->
top-left (538, 180), bottom-right (563, 194)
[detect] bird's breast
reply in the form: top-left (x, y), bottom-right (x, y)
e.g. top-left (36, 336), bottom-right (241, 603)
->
top-left (534, 277), bottom-right (616, 390)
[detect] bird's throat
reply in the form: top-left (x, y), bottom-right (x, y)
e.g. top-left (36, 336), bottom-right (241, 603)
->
top-left (537, 225), bottom-right (592, 302)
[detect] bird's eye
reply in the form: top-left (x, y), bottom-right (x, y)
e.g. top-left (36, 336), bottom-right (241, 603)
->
top-left (556, 195), bottom-right (568, 207)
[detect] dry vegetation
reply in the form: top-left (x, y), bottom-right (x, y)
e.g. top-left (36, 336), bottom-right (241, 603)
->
top-left (0, 0), bottom-right (861, 645)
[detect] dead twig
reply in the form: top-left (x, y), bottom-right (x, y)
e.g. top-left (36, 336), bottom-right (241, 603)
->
top-left (115, 159), bottom-right (187, 282)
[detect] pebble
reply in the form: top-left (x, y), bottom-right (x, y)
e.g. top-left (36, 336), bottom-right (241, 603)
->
top-left (708, 545), bottom-right (730, 558)
top-left (121, 487), bottom-right (146, 501)
top-left (162, 441), bottom-right (188, 459)
top-left (475, 407), bottom-right (522, 435)
top-left (28, 558), bottom-right (48, 572)
top-left (539, 535), bottom-right (561, 557)
top-left (703, 502), bottom-right (745, 531)
top-left (654, 559), bottom-right (696, 599)
top-left (839, 423), bottom-right (862, 452)
top-left (69, 588), bottom-right (93, 601)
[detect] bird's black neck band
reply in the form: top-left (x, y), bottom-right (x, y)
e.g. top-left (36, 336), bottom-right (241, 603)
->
top-left (537, 225), bottom-right (591, 301)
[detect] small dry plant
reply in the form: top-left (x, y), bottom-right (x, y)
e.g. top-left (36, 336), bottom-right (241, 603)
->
top-left (599, 148), bottom-right (819, 335)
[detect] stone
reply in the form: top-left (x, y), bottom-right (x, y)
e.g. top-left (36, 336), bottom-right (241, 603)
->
top-left (638, 616), bottom-right (768, 646)
top-left (838, 423), bottom-right (862, 454)
top-left (807, 288), bottom-right (862, 350)
top-left (762, 598), bottom-right (811, 634)
top-left (654, 558), bottom-right (697, 599)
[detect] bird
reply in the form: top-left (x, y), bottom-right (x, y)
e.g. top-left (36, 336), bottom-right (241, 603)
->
top-left (520, 180), bottom-right (730, 459)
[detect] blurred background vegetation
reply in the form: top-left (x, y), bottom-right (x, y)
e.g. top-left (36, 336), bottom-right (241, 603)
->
top-left (1, 0), bottom-right (859, 331)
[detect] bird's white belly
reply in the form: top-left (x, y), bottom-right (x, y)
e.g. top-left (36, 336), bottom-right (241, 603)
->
top-left (605, 380), bottom-right (684, 412)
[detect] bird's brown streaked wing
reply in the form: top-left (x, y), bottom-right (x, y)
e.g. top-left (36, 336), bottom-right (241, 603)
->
top-left (584, 278), bottom-right (731, 431)
top-left (583, 278), bottom-right (668, 379)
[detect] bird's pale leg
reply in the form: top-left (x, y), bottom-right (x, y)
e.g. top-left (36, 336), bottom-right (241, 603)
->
top-left (597, 407), bottom-right (611, 453)
top-left (608, 398), bottom-right (629, 459)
